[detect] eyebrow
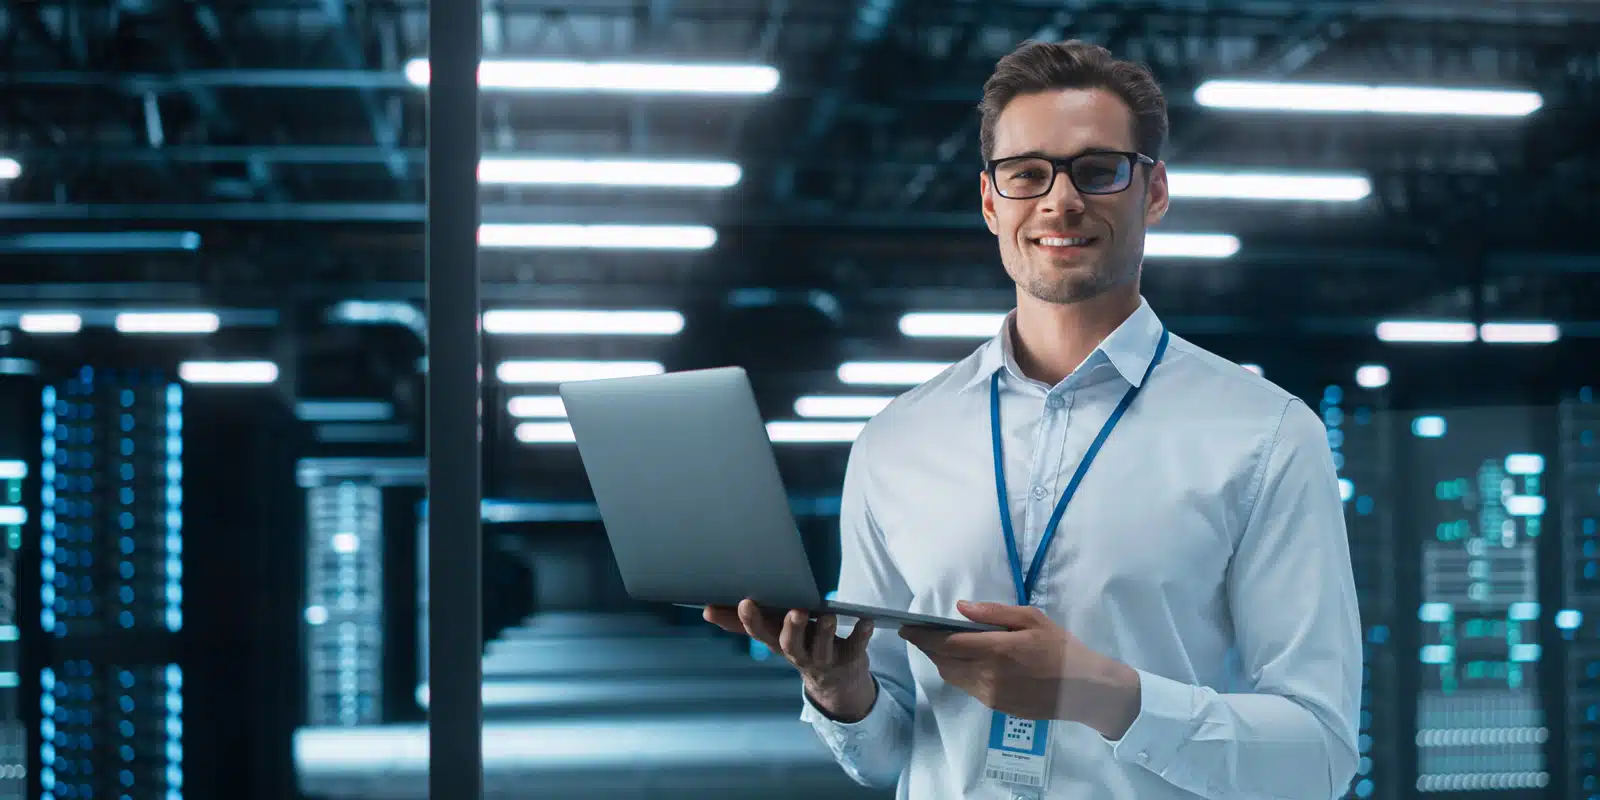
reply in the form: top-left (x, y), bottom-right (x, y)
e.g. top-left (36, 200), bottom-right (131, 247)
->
top-left (999, 146), bottom-right (1127, 160)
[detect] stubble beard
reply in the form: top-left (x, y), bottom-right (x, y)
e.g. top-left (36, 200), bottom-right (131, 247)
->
top-left (1006, 248), bottom-right (1131, 306)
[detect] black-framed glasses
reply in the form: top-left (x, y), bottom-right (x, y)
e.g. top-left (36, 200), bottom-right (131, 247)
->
top-left (986, 151), bottom-right (1156, 199)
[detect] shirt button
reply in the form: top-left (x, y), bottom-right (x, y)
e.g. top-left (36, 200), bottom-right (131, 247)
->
top-left (1031, 486), bottom-right (1048, 500)
top-left (1045, 394), bottom-right (1065, 409)
top-left (1136, 751), bottom-right (1150, 764)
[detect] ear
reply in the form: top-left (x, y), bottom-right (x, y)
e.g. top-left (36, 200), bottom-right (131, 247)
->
top-left (980, 170), bottom-right (1000, 235)
top-left (1144, 160), bottom-right (1170, 227)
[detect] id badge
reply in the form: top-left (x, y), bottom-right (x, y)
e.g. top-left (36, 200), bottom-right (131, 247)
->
top-left (983, 710), bottom-right (1051, 795)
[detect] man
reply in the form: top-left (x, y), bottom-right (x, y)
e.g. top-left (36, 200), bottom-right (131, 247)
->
top-left (705, 39), bottom-right (1361, 799)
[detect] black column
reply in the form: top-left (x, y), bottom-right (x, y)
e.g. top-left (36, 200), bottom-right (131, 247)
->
top-left (425, 0), bottom-right (484, 796)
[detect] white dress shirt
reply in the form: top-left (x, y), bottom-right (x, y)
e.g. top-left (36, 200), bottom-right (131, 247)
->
top-left (799, 297), bottom-right (1363, 799)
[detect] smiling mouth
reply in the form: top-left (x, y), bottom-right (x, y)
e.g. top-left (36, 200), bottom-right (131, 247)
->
top-left (1032, 235), bottom-right (1098, 249)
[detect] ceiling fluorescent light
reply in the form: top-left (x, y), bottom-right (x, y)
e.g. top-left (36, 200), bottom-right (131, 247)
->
top-left (1375, 320), bottom-right (1477, 343)
top-left (115, 311), bottom-right (220, 334)
top-left (1145, 233), bottom-right (1240, 258)
top-left (482, 309), bottom-right (684, 335)
top-left (766, 421), bottom-right (865, 444)
top-left (1240, 363), bottom-right (1264, 377)
top-left (179, 360), bottom-right (279, 385)
top-left (0, 158), bottom-right (18, 180)
top-left (478, 224), bottom-right (715, 250)
top-left (404, 58), bottom-right (780, 95)
top-left (19, 313), bottom-right (81, 334)
top-left (495, 360), bottom-right (664, 384)
top-left (479, 158), bottom-right (741, 188)
top-left (1194, 80), bottom-right (1542, 117)
top-left (1480, 322), bottom-right (1560, 344)
top-left (899, 312), bottom-right (1005, 339)
top-left (1167, 171), bottom-right (1371, 202)
top-left (1355, 364), bottom-right (1391, 389)
top-left (793, 395), bottom-right (894, 419)
top-left (515, 422), bottom-right (575, 444)
top-left (837, 361), bottom-right (951, 387)
top-left (507, 396), bottom-right (567, 418)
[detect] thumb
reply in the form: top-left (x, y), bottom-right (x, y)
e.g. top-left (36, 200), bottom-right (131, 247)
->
top-left (956, 599), bottom-right (1044, 628)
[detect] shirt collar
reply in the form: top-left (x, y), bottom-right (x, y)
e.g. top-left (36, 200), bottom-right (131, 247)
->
top-left (960, 296), bottom-right (1165, 393)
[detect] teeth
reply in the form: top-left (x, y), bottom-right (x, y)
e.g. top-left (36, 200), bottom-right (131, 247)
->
top-left (1038, 237), bottom-right (1090, 247)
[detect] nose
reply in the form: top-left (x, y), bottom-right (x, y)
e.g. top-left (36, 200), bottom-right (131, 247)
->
top-left (1037, 171), bottom-right (1086, 216)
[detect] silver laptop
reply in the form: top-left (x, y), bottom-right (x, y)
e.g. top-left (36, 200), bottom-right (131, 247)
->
top-left (558, 365), bottom-right (1001, 633)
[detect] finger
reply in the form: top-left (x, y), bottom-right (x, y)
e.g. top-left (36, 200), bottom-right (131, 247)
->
top-left (839, 616), bottom-right (874, 660)
top-left (702, 605), bottom-right (745, 634)
top-left (738, 600), bottom-right (783, 650)
top-left (777, 609), bottom-right (815, 663)
top-left (809, 614), bottom-right (838, 664)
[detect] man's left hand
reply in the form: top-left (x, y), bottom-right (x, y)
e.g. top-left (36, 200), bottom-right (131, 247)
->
top-left (899, 600), bottom-right (1142, 739)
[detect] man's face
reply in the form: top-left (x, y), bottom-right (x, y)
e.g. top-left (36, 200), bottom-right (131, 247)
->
top-left (980, 87), bottom-right (1169, 306)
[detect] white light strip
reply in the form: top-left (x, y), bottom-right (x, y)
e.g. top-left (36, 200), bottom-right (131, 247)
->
top-left (766, 421), bottom-right (864, 443)
top-left (1194, 80), bottom-right (1543, 117)
top-left (0, 158), bottom-right (18, 180)
top-left (837, 361), bottom-right (951, 386)
top-left (482, 310), bottom-right (684, 335)
top-left (19, 313), bottom-right (82, 334)
top-left (1355, 364), bottom-right (1391, 389)
top-left (404, 58), bottom-right (780, 95)
top-left (1375, 320), bottom-right (1477, 343)
top-left (1144, 233), bottom-right (1240, 258)
top-left (480, 158), bottom-right (741, 188)
top-left (1480, 322), bottom-right (1560, 344)
top-left (507, 396), bottom-right (567, 418)
top-left (1240, 363), bottom-right (1264, 377)
top-left (115, 311), bottom-right (221, 334)
top-left (515, 422), bottom-right (575, 444)
top-left (478, 224), bottom-right (716, 250)
top-left (899, 312), bottom-right (1005, 338)
top-left (1167, 171), bottom-right (1370, 201)
top-left (178, 360), bottom-right (279, 385)
top-left (495, 360), bottom-right (664, 384)
top-left (793, 395), bottom-right (894, 419)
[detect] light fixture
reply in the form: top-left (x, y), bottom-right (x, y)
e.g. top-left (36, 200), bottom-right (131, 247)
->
top-left (898, 312), bottom-right (1005, 339)
top-left (766, 421), bottom-right (864, 443)
top-left (1355, 364), bottom-right (1391, 389)
top-left (1240, 363), bottom-right (1264, 377)
top-left (495, 360), bottom-right (664, 384)
top-left (115, 311), bottom-right (221, 334)
top-left (836, 361), bottom-right (951, 386)
top-left (478, 224), bottom-right (716, 250)
top-left (793, 396), bottom-right (894, 419)
top-left (479, 158), bottom-right (741, 188)
top-left (1375, 320), bottom-right (1477, 343)
top-left (179, 360), bottom-right (279, 385)
top-left (481, 310), bottom-right (685, 335)
top-left (404, 58), bottom-right (780, 95)
top-left (1479, 322), bottom-right (1560, 344)
top-left (514, 422), bottom-right (575, 444)
top-left (1194, 80), bottom-right (1543, 117)
top-left (506, 396), bottom-right (567, 418)
top-left (19, 313), bottom-right (82, 334)
top-left (1144, 233), bottom-right (1240, 259)
top-left (0, 158), bottom-right (18, 180)
top-left (1166, 171), bottom-right (1370, 202)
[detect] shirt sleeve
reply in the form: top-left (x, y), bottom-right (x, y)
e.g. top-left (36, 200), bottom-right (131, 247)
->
top-left (1101, 397), bottom-right (1364, 800)
top-left (798, 427), bottom-right (918, 790)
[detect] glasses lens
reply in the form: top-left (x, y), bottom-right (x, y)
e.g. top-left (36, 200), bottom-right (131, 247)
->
top-left (992, 157), bottom-right (1055, 198)
top-left (1069, 153), bottom-right (1131, 194)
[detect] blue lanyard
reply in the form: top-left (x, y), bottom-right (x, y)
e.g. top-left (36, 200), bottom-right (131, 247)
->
top-left (990, 328), bottom-right (1169, 606)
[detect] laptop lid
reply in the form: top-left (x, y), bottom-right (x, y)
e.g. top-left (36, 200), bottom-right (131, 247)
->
top-left (559, 366), bottom-right (827, 611)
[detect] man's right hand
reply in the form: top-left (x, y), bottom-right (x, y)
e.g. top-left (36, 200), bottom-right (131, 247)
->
top-left (703, 598), bottom-right (878, 722)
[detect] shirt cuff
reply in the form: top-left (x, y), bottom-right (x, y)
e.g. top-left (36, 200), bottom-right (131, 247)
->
top-left (1102, 668), bottom-right (1200, 774)
top-left (800, 676), bottom-right (894, 747)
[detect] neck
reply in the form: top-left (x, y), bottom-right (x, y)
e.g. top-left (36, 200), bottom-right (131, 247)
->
top-left (1010, 285), bottom-right (1141, 386)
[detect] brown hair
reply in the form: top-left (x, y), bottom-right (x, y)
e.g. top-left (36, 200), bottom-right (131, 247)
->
top-left (978, 39), bottom-right (1169, 162)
